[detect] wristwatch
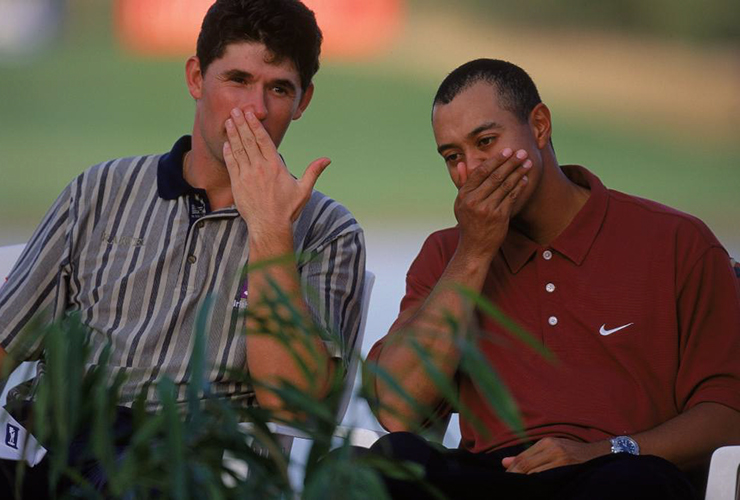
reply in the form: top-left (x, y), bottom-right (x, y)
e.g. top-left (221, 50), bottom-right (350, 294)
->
top-left (610, 436), bottom-right (640, 455)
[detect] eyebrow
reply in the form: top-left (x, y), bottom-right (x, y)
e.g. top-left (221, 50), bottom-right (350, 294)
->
top-left (221, 69), bottom-right (252, 82)
top-left (220, 69), bottom-right (298, 94)
top-left (437, 121), bottom-right (503, 154)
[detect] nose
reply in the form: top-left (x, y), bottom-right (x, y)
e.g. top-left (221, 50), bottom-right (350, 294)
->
top-left (466, 150), bottom-right (489, 171)
top-left (240, 88), bottom-right (268, 121)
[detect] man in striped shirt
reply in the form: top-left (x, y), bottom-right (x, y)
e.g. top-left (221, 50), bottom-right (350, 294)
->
top-left (0, 0), bottom-right (365, 489)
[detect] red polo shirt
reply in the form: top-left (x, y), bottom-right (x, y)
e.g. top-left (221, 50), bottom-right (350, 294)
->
top-left (369, 165), bottom-right (740, 453)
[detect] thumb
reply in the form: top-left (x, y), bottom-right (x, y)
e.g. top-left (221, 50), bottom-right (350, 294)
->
top-left (299, 157), bottom-right (331, 192)
top-left (501, 456), bottom-right (516, 470)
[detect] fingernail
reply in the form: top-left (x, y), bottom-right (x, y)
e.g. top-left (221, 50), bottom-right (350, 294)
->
top-left (523, 159), bottom-right (532, 169)
top-left (522, 175), bottom-right (529, 183)
top-left (502, 148), bottom-right (513, 158)
top-left (516, 150), bottom-right (527, 160)
top-left (225, 118), bottom-right (234, 129)
top-left (245, 111), bottom-right (256, 121)
top-left (231, 108), bottom-right (240, 118)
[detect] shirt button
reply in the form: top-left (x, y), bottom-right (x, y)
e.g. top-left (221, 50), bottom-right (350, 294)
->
top-left (548, 316), bottom-right (558, 326)
top-left (545, 283), bottom-right (556, 293)
top-left (543, 250), bottom-right (553, 260)
top-left (187, 255), bottom-right (197, 264)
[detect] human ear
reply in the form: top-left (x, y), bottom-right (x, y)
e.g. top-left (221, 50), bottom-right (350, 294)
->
top-left (292, 83), bottom-right (314, 120)
top-left (529, 103), bottom-right (552, 150)
top-left (185, 56), bottom-right (203, 100)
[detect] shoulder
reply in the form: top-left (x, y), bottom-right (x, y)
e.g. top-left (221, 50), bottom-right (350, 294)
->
top-left (419, 227), bottom-right (459, 257)
top-left (409, 226), bottom-right (459, 275)
top-left (295, 190), bottom-right (364, 249)
top-left (72, 153), bottom-right (161, 197)
top-left (607, 189), bottom-right (723, 252)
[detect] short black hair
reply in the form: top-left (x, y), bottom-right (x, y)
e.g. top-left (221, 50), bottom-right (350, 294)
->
top-left (433, 59), bottom-right (542, 123)
top-left (196, 0), bottom-right (322, 92)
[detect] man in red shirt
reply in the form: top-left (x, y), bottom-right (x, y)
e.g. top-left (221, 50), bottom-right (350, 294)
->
top-left (366, 59), bottom-right (740, 499)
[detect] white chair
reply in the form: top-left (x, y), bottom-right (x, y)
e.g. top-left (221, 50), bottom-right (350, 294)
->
top-left (0, 244), bottom-right (26, 279)
top-left (705, 446), bottom-right (740, 500)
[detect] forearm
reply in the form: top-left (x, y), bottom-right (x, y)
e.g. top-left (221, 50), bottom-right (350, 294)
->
top-left (245, 224), bottom-right (333, 415)
top-left (632, 402), bottom-right (740, 469)
top-left (0, 347), bottom-right (18, 385)
top-left (374, 244), bottom-right (494, 431)
top-left (503, 402), bottom-right (740, 474)
top-left (0, 345), bottom-right (11, 380)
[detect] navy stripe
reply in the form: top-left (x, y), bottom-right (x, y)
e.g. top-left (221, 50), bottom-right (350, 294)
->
top-left (92, 161), bottom-right (112, 229)
top-left (340, 233), bottom-right (364, 353)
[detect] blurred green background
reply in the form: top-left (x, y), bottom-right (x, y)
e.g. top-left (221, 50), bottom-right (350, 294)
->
top-left (0, 0), bottom-right (738, 254)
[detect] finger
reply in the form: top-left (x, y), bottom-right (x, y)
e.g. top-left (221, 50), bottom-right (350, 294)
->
top-left (463, 148), bottom-right (515, 191)
top-left (225, 117), bottom-right (251, 166)
top-left (457, 162), bottom-right (468, 186)
top-left (298, 157), bottom-right (331, 194)
top-left (230, 108), bottom-right (260, 162)
top-left (222, 141), bottom-right (239, 180)
top-left (504, 441), bottom-right (548, 473)
top-left (484, 159), bottom-right (531, 208)
top-left (475, 149), bottom-right (529, 199)
top-left (497, 171), bottom-right (530, 217)
top-left (526, 463), bottom-right (560, 475)
top-left (245, 111), bottom-right (280, 161)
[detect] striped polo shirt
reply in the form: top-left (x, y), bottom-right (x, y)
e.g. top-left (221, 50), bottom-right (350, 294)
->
top-left (0, 136), bottom-right (366, 409)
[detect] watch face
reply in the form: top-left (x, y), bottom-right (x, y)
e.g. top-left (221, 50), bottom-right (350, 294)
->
top-left (612, 436), bottom-right (639, 455)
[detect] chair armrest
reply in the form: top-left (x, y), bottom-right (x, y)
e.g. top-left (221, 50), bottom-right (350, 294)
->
top-left (705, 446), bottom-right (740, 500)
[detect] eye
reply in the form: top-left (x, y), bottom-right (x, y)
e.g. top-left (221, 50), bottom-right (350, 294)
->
top-left (443, 152), bottom-right (460, 164)
top-left (271, 85), bottom-right (295, 97)
top-left (478, 136), bottom-right (496, 147)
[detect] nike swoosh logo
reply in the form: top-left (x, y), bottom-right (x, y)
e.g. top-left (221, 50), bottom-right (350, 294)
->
top-left (599, 323), bottom-right (634, 336)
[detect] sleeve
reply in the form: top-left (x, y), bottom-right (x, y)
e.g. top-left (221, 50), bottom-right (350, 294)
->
top-left (675, 245), bottom-right (740, 413)
top-left (365, 230), bottom-right (457, 427)
top-left (299, 227), bottom-right (366, 369)
top-left (0, 182), bottom-right (76, 361)
top-left (367, 230), bottom-right (452, 361)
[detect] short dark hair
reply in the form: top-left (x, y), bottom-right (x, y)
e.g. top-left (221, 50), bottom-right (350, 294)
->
top-left (196, 0), bottom-right (322, 92)
top-left (433, 59), bottom-right (542, 123)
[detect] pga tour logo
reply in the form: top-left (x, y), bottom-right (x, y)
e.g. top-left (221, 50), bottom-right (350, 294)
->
top-left (5, 423), bottom-right (19, 450)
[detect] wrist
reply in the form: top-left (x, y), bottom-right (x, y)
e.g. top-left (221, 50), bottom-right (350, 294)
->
top-left (455, 240), bottom-right (498, 268)
top-left (248, 223), bottom-right (293, 257)
top-left (610, 435), bottom-right (640, 455)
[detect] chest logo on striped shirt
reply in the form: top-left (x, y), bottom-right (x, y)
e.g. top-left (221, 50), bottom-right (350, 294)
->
top-left (232, 278), bottom-right (249, 310)
top-left (599, 323), bottom-right (634, 336)
top-left (102, 232), bottom-right (144, 248)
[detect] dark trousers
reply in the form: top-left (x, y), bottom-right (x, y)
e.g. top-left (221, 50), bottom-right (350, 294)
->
top-left (367, 432), bottom-right (698, 500)
top-left (0, 406), bottom-right (134, 499)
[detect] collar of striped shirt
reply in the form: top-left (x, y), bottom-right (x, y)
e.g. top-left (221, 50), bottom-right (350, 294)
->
top-left (157, 135), bottom-right (209, 202)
